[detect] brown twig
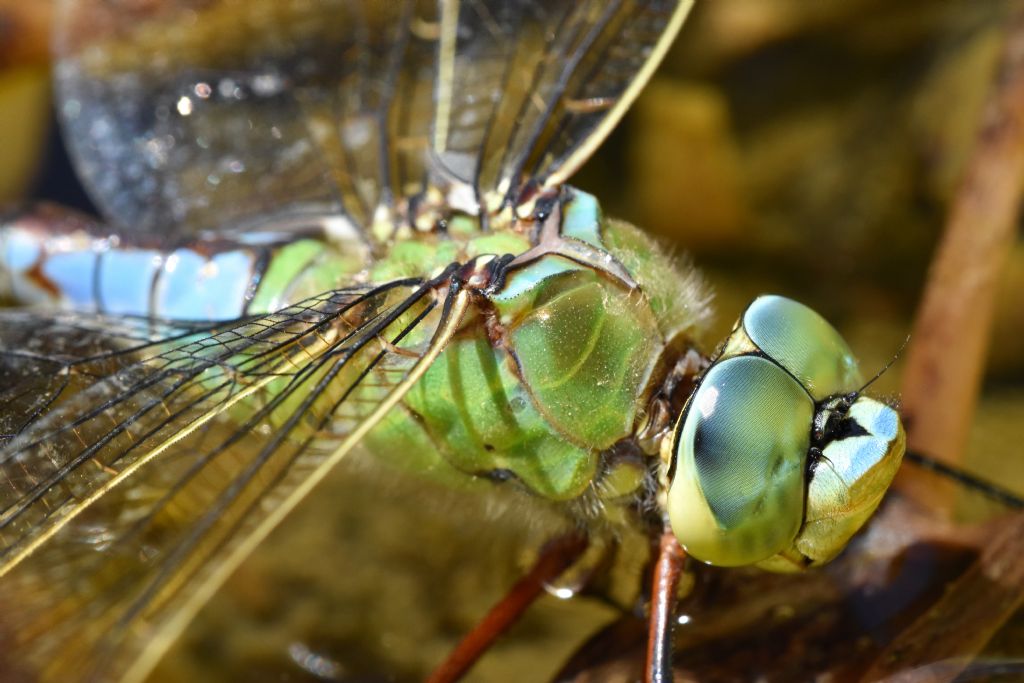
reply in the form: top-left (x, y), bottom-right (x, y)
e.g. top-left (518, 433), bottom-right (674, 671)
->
top-left (860, 510), bottom-right (1024, 683)
top-left (897, 4), bottom-right (1024, 512)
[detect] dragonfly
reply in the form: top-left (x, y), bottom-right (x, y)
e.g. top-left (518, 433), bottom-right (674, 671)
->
top-left (0, 0), bottom-right (959, 680)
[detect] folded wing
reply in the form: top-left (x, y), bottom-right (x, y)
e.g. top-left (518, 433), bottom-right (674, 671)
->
top-left (0, 275), bottom-right (467, 683)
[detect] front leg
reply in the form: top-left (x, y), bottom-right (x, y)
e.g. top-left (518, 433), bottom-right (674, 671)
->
top-left (645, 528), bottom-right (688, 683)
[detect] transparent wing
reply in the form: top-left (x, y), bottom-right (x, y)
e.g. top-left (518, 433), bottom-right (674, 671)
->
top-left (0, 273), bottom-right (468, 683)
top-left (433, 0), bottom-right (693, 209)
top-left (55, 0), bottom-right (691, 238)
top-left (55, 0), bottom-right (442, 237)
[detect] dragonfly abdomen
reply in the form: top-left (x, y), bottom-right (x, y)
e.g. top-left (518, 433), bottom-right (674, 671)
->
top-left (0, 206), bottom-right (367, 320)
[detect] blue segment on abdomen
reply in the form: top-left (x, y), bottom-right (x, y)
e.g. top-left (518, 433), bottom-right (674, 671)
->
top-left (153, 249), bottom-right (254, 320)
top-left (1, 227), bottom-right (40, 271)
top-left (3, 209), bottom-right (337, 321)
top-left (98, 249), bottom-right (162, 315)
top-left (1, 226), bottom-right (44, 302)
top-left (42, 250), bottom-right (99, 308)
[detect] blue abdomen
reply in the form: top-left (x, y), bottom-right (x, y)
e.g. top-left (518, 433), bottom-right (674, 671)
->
top-left (1, 206), bottom-right (358, 320)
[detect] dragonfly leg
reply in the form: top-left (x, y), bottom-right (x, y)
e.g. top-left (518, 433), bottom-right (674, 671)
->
top-left (644, 529), bottom-right (687, 683)
top-left (425, 532), bottom-right (589, 683)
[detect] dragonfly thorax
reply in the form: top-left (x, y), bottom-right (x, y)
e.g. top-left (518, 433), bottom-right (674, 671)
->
top-left (361, 188), bottom-right (713, 505)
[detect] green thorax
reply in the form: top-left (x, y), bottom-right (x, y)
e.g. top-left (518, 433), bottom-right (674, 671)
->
top-left (276, 188), bottom-right (709, 502)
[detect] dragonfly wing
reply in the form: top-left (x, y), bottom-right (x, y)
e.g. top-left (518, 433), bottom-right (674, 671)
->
top-left (0, 274), bottom-right (469, 683)
top-left (55, 0), bottom-right (440, 238)
top-left (433, 0), bottom-right (694, 208)
top-left (56, 0), bottom-right (692, 237)
top-left (0, 311), bottom-right (202, 444)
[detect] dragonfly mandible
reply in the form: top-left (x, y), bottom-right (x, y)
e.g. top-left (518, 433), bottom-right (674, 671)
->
top-left (0, 1), bottom-right (907, 681)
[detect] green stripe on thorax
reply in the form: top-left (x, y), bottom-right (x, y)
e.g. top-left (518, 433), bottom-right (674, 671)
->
top-left (363, 188), bottom-right (710, 502)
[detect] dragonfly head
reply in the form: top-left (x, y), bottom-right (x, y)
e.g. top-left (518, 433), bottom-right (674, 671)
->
top-left (664, 295), bottom-right (905, 571)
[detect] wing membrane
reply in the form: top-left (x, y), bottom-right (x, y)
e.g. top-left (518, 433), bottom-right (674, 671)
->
top-left (56, 0), bottom-right (691, 238)
top-left (0, 274), bottom-right (468, 683)
top-left (434, 0), bottom-right (693, 207)
top-left (56, 0), bottom-right (440, 237)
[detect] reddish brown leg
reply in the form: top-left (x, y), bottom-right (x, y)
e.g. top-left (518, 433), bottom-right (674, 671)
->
top-left (644, 530), bottom-right (687, 683)
top-left (425, 532), bottom-right (589, 683)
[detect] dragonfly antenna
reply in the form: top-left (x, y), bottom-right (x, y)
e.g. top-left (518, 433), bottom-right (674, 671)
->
top-left (857, 334), bottom-right (911, 395)
top-left (904, 449), bottom-right (1024, 509)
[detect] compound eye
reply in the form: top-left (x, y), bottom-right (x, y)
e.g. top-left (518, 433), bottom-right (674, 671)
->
top-left (743, 295), bottom-right (861, 400)
top-left (667, 356), bottom-right (814, 566)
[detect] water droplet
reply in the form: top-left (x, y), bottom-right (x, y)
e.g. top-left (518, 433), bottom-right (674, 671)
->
top-left (176, 96), bottom-right (193, 116)
top-left (542, 538), bottom-right (612, 600)
top-left (548, 586), bottom-right (576, 600)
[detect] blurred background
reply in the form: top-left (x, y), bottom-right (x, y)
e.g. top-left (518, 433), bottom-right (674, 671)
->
top-left (1, 1), bottom-right (1023, 681)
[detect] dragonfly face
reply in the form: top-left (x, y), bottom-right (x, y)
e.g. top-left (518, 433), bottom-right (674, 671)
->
top-left (0, 1), bottom-right (920, 681)
top-left (667, 296), bottom-right (906, 569)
